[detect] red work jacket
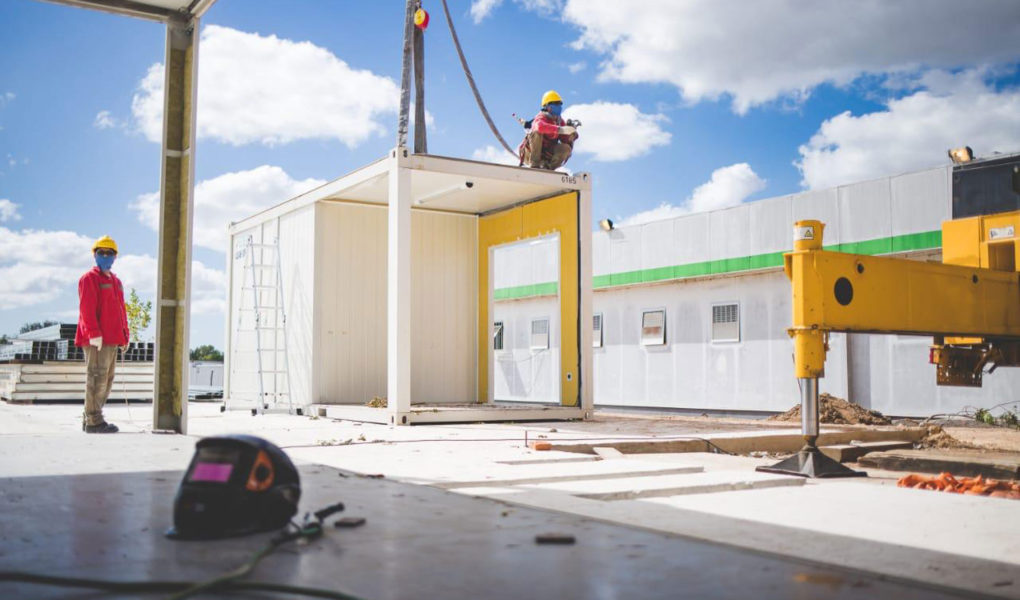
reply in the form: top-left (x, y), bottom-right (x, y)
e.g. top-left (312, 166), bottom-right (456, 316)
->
top-left (75, 267), bottom-right (130, 347)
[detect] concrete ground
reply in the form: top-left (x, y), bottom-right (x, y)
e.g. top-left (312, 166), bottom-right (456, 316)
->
top-left (1, 401), bottom-right (1018, 599)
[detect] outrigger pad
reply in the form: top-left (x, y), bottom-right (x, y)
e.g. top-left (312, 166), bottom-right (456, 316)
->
top-left (756, 446), bottom-right (867, 478)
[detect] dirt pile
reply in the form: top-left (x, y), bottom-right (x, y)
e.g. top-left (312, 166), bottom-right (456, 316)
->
top-left (769, 393), bottom-right (892, 425)
top-left (916, 425), bottom-right (979, 450)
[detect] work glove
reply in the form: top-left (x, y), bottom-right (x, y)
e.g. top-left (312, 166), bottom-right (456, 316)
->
top-left (89, 336), bottom-right (103, 350)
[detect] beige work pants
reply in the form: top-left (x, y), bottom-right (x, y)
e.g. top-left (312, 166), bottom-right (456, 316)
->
top-left (84, 345), bottom-right (118, 426)
top-left (524, 130), bottom-right (572, 170)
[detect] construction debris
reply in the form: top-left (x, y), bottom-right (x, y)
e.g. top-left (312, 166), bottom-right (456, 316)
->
top-left (916, 425), bottom-right (978, 450)
top-left (535, 533), bottom-right (575, 545)
top-left (897, 472), bottom-right (1020, 499)
top-left (769, 393), bottom-right (891, 425)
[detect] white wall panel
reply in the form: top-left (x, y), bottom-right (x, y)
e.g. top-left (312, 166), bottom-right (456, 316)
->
top-left (315, 203), bottom-right (387, 405)
top-left (411, 210), bottom-right (477, 404)
top-left (709, 204), bottom-right (751, 262)
top-left (838, 178), bottom-right (892, 245)
top-left (279, 206), bottom-right (315, 408)
top-left (890, 167), bottom-right (951, 235)
top-left (315, 203), bottom-right (477, 405)
top-left (792, 188), bottom-right (840, 245)
top-left (640, 220), bottom-right (676, 271)
top-left (492, 298), bottom-right (559, 403)
top-left (748, 196), bottom-right (792, 255)
top-left (530, 237), bottom-right (558, 284)
top-left (609, 228), bottom-right (641, 275)
top-left (592, 231), bottom-right (611, 277)
top-left (226, 225), bottom-right (259, 402)
top-left (673, 213), bottom-right (711, 266)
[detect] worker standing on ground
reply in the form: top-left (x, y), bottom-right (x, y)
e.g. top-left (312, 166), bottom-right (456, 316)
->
top-left (76, 236), bottom-right (129, 434)
top-left (519, 90), bottom-right (578, 171)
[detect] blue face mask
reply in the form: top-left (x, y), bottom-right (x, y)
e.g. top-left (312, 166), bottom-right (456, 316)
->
top-left (546, 103), bottom-right (563, 117)
top-left (95, 254), bottom-right (115, 272)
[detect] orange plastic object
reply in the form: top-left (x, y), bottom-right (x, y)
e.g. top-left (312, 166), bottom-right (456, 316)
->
top-left (246, 449), bottom-right (276, 492)
top-left (897, 472), bottom-right (1020, 499)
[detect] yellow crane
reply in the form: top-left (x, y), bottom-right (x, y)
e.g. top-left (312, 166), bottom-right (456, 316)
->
top-left (759, 209), bottom-right (1020, 477)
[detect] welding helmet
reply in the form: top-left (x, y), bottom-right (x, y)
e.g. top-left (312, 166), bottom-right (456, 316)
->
top-left (167, 435), bottom-right (301, 540)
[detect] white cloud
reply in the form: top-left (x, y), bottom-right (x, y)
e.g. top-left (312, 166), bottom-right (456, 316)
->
top-left (0, 227), bottom-right (225, 315)
top-left (562, 101), bottom-right (670, 162)
top-left (797, 70), bottom-right (1020, 189)
top-left (472, 144), bottom-right (520, 166)
top-left (0, 199), bottom-right (20, 222)
top-left (93, 110), bottom-right (119, 130)
top-left (0, 228), bottom-right (93, 309)
top-left (131, 25), bottom-right (400, 146)
top-left (113, 254), bottom-right (225, 315)
top-left (567, 61), bottom-right (586, 74)
top-left (130, 165), bottom-right (326, 252)
top-left (554, 1), bottom-right (1020, 114)
top-left (471, 0), bottom-right (562, 22)
top-left (619, 163), bottom-right (765, 226)
top-left (470, 0), bottom-right (503, 23)
top-left (0, 92), bottom-right (13, 107)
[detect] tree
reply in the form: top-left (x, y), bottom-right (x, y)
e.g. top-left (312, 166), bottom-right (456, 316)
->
top-left (0, 334), bottom-right (9, 345)
top-left (190, 344), bottom-right (224, 362)
top-left (125, 288), bottom-right (152, 342)
top-left (19, 320), bottom-right (59, 334)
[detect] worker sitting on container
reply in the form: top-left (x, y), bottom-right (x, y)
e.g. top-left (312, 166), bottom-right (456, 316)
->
top-left (519, 90), bottom-right (578, 171)
top-left (76, 235), bottom-right (130, 434)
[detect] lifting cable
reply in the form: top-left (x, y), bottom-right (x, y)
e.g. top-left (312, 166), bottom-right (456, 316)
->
top-left (438, 0), bottom-right (519, 159)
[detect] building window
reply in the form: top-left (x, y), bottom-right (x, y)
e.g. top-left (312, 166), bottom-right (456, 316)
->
top-left (530, 318), bottom-right (550, 350)
top-left (640, 309), bottom-right (666, 346)
top-left (493, 321), bottom-right (504, 351)
top-left (593, 313), bottom-right (603, 348)
top-left (712, 303), bottom-right (740, 342)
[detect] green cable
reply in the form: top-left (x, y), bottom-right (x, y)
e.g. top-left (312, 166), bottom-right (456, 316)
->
top-left (0, 571), bottom-right (365, 599)
top-left (165, 542), bottom-right (278, 600)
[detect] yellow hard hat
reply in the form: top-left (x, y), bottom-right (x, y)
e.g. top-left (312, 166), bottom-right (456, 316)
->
top-left (92, 235), bottom-right (118, 254)
top-left (541, 90), bottom-right (562, 106)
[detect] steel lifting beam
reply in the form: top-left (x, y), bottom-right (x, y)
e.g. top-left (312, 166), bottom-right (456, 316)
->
top-left (760, 218), bottom-right (1020, 478)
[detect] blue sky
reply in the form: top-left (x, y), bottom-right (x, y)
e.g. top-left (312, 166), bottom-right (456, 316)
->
top-left (1, 0), bottom-right (1019, 348)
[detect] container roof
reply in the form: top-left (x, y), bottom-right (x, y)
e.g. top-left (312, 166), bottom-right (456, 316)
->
top-left (231, 151), bottom-right (592, 232)
top-left (41, 0), bottom-right (217, 22)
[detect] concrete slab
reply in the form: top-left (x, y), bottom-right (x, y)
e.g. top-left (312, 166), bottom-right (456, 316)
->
top-left (859, 449), bottom-right (1020, 479)
top-left (0, 434), bottom-right (966, 600)
top-left (593, 446), bottom-right (624, 459)
top-left (547, 427), bottom-right (925, 455)
top-left (435, 464), bottom-right (703, 489)
top-left (820, 440), bottom-right (915, 462)
top-left (2, 403), bottom-right (1017, 598)
top-left (321, 403), bottom-right (586, 425)
top-left (522, 470), bottom-right (804, 501)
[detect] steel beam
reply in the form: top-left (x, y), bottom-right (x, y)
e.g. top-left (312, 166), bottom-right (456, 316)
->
top-left (152, 18), bottom-right (198, 433)
top-left (387, 148), bottom-right (412, 425)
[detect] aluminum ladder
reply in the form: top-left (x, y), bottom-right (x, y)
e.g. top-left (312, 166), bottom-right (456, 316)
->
top-left (224, 236), bottom-right (300, 416)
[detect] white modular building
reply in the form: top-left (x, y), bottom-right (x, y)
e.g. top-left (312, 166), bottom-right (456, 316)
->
top-left (492, 157), bottom-right (1020, 417)
top-left (224, 150), bottom-right (594, 424)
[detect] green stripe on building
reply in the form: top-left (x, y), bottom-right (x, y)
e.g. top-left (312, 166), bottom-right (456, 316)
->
top-left (493, 281), bottom-right (559, 300)
top-left (496, 229), bottom-right (942, 299)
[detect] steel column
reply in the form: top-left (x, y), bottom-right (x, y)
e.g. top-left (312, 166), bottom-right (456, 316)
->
top-left (152, 17), bottom-right (198, 433)
top-left (387, 148), bottom-right (412, 425)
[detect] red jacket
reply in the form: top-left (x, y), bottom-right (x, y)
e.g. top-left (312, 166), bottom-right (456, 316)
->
top-left (530, 110), bottom-right (575, 145)
top-left (76, 267), bottom-right (130, 347)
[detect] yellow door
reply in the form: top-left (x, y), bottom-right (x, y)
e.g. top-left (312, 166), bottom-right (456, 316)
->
top-left (478, 192), bottom-right (579, 406)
